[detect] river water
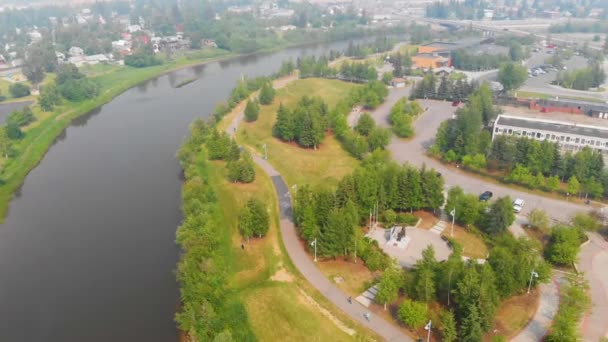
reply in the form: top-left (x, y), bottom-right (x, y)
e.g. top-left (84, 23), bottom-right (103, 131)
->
top-left (0, 40), bottom-right (360, 342)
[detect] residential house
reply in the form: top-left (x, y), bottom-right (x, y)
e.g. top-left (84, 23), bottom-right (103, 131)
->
top-left (68, 46), bottom-right (85, 57)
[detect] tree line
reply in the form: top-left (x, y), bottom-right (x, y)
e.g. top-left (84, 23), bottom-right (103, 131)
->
top-left (272, 80), bottom-right (389, 157)
top-left (410, 72), bottom-right (479, 101)
top-left (293, 154), bottom-right (445, 265)
top-left (175, 119), bottom-right (254, 341)
top-left (451, 49), bottom-right (511, 71)
top-left (555, 63), bottom-right (606, 90)
top-left (344, 36), bottom-right (396, 59)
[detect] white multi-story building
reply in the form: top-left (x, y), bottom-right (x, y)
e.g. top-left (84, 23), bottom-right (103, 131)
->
top-left (492, 114), bottom-right (608, 156)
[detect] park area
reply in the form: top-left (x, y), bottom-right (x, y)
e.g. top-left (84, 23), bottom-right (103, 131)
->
top-left (236, 78), bottom-right (360, 188)
top-left (208, 159), bottom-right (374, 341)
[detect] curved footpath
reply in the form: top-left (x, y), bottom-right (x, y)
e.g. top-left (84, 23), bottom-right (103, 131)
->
top-left (226, 103), bottom-right (411, 341)
top-left (578, 233), bottom-right (608, 341)
top-left (254, 155), bottom-right (410, 341)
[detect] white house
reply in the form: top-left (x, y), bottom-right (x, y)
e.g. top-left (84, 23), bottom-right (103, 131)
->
top-left (127, 25), bottom-right (141, 33)
top-left (68, 46), bottom-right (84, 57)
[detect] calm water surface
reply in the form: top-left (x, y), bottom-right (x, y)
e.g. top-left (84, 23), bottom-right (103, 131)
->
top-left (0, 40), bottom-right (359, 342)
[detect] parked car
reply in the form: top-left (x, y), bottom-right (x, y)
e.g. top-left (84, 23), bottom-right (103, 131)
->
top-left (479, 191), bottom-right (493, 201)
top-left (452, 100), bottom-right (460, 107)
top-left (513, 198), bottom-right (525, 213)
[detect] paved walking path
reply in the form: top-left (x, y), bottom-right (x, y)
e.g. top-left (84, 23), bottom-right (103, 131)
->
top-left (578, 233), bottom-right (608, 342)
top-left (254, 154), bottom-right (411, 341)
top-left (511, 276), bottom-right (561, 342)
top-left (226, 77), bottom-right (412, 341)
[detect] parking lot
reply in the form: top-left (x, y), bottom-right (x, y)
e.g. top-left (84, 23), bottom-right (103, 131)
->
top-left (522, 49), bottom-right (589, 89)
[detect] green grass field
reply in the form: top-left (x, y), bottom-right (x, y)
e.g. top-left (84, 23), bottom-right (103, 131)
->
top-left (208, 159), bottom-right (371, 341)
top-left (237, 78), bottom-right (360, 189)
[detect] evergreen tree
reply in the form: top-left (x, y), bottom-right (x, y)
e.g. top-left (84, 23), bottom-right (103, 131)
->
top-left (259, 82), bottom-right (276, 105)
top-left (440, 310), bottom-right (458, 342)
top-left (421, 168), bottom-right (445, 210)
top-left (244, 99), bottom-right (260, 122)
top-left (437, 75), bottom-right (449, 100)
top-left (273, 104), bottom-right (295, 141)
top-left (459, 304), bottom-right (484, 342)
top-left (482, 196), bottom-right (515, 235)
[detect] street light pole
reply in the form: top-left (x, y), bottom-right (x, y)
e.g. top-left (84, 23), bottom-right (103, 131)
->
top-left (527, 269), bottom-right (539, 294)
top-left (450, 208), bottom-right (456, 237)
top-left (425, 320), bottom-right (432, 342)
top-left (311, 239), bottom-right (317, 262)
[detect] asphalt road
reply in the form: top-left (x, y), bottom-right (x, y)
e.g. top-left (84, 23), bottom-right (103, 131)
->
top-left (373, 88), bottom-right (591, 222)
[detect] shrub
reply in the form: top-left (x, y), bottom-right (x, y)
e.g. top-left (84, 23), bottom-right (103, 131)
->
top-left (397, 213), bottom-right (419, 226)
top-left (9, 83), bottom-right (30, 98)
top-left (398, 299), bottom-right (428, 329)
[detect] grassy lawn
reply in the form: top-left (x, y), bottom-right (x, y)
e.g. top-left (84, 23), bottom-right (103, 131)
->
top-left (208, 158), bottom-right (372, 341)
top-left (237, 78), bottom-right (360, 188)
top-left (488, 287), bottom-right (540, 341)
top-left (442, 225), bottom-right (489, 259)
top-left (316, 258), bottom-right (376, 297)
top-left (513, 90), bottom-right (605, 103)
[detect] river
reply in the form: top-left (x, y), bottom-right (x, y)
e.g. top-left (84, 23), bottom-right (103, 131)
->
top-left (0, 39), bottom-right (364, 342)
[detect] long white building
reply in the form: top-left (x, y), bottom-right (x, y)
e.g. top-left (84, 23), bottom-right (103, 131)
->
top-left (492, 114), bottom-right (608, 156)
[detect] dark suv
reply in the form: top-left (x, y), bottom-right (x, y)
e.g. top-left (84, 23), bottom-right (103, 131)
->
top-left (479, 191), bottom-right (493, 201)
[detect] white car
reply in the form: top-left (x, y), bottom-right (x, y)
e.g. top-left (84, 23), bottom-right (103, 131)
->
top-left (513, 198), bottom-right (525, 213)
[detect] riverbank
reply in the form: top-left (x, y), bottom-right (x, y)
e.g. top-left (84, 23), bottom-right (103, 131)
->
top-left (0, 31), bottom-right (384, 222)
top-left (174, 75), bottom-right (380, 340)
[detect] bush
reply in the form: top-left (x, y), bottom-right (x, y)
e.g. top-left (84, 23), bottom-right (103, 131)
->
top-left (9, 83), bottom-right (30, 98)
top-left (383, 209), bottom-right (397, 226)
top-left (59, 78), bottom-right (99, 101)
top-left (6, 123), bottom-right (23, 140)
top-left (7, 107), bottom-right (36, 127)
top-left (397, 213), bottom-right (419, 226)
top-left (124, 47), bottom-right (162, 68)
top-left (398, 299), bottom-right (428, 329)
top-left (545, 226), bottom-right (584, 265)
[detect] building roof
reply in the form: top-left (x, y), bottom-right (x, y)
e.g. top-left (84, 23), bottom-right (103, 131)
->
top-left (496, 115), bottom-right (608, 140)
top-left (535, 98), bottom-right (608, 113)
top-left (413, 53), bottom-right (448, 60)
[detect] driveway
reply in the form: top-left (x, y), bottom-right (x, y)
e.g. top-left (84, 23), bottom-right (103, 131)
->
top-left (376, 89), bottom-right (590, 222)
top-left (578, 233), bottom-right (608, 341)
